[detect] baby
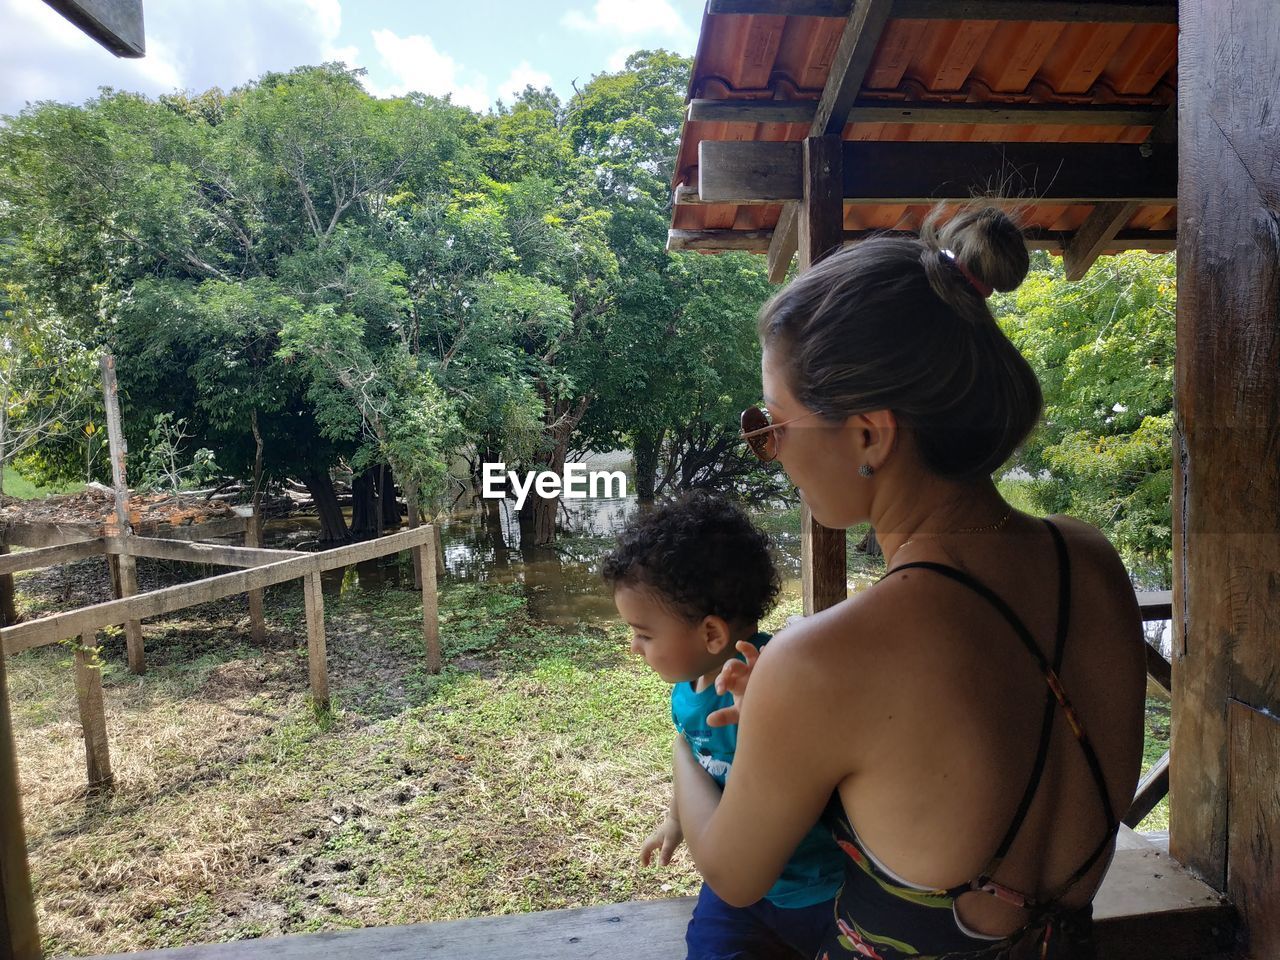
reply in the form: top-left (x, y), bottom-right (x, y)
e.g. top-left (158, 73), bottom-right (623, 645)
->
top-left (602, 491), bottom-right (842, 960)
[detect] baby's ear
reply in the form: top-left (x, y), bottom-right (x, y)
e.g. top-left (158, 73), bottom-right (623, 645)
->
top-left (702, 616), bottom-right (732, 654)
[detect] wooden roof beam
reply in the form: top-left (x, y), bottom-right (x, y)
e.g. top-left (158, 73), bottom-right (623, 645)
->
top-left (668, 227), bottom-right (1175, 254)
top-left (1061, 105), bottom-right (1175, 278)
top-left (1062, 201), bottom-right (1141, 279)
top-left (767, 0), bottom-right (897, 282)
top-left (700, 140), bottom-right (1177, 204)
top-left (688, 99), bottom-right (1167, 127)
top-left (42, 0), bottom-right (145, 57)
top-left (708, 0), bottom-right (1177, 24)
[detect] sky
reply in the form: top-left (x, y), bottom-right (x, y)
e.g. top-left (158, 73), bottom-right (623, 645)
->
top-left (0, 0), bottom-right (707, 116)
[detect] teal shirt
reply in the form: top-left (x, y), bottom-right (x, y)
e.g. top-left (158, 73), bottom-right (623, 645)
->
top-left (670, 631), bottom-right (844, 909)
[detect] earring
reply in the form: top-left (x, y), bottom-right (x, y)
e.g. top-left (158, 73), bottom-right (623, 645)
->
top-left (859, 464), bottom-right (874, 478)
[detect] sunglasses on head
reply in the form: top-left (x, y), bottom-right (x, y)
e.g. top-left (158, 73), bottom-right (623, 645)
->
top-left (739, 406), bottom-right (822, 462)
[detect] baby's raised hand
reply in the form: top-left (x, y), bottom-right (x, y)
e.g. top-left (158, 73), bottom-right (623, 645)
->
top-left (706, 639), bottom-right (761, 728)
top-left (640, 814), bottom-right (683, 867)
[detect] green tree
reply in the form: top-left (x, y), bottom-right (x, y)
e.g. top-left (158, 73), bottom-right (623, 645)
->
top-left (996, 252), bottom-right (1176, 583)
top-left (566, 51), bottom-right (778, 501)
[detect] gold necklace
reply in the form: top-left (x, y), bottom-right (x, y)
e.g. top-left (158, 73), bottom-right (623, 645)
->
top-left (897, 506), bottom-right (1015, 551)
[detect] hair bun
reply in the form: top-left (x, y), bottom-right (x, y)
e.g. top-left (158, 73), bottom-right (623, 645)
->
top-left (921, 206), bottom-right (1029, 294)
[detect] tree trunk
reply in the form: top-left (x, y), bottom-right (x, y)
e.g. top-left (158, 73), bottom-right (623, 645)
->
top-left (300, 469), bottom-right (351, 544)
top-left (518, 495), bottom-right (557, 549)
top-left (351, 467), bottom-right (378, 537)
top-left (856, 528), bottom-right (882, 558)
top-left (517, 396), bottom-right (590, 547)
top-left (484, 496), bottom-right (509, 568)
top-left (633, 429), bottom-right (662, 503)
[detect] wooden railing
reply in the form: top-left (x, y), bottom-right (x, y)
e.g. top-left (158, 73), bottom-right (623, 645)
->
top-left (1126, 590), bottom-right (1172, 828)
top-left (0, 525), bottom-right (440, 792)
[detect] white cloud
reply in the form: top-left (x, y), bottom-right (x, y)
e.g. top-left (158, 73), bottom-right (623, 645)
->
top-left (0, 0), bottom-right (358, 116)
top-left (498, 61), bottom-right (554, 103)
top-left (563, 0), bottom-right (690, 39)
top-left (606, 46), bottom-right (635, 72)
top-left (366, 29), bottom-right (491, 110)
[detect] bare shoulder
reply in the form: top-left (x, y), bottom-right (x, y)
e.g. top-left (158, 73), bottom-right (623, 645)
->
top-left (1046, 514), bottom-right (1140, 606)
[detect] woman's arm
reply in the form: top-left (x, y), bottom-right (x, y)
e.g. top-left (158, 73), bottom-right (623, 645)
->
top-left (673, 630), bottom-right (854, 907)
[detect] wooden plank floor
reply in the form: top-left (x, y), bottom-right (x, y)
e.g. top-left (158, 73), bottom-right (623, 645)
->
top-left (81, 831), bottom-right (1231, 960)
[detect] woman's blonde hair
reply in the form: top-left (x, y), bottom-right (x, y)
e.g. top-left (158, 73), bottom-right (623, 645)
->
top-left (757, 205), bottom-right (1042, 480)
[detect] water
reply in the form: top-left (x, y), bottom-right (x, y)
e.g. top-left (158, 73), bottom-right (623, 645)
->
top-left (257, 454), bottom-right (865, 625)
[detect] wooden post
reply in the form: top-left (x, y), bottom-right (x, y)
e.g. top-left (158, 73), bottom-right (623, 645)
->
top-left (99, 354), bottom-right (145, 674)
top-left (420, 525), bottom-right (441, 673)
top-left (302, 571), bottom-right (329, 712)
top-left (73, 634), bottom-right (113, 791)
top-left (0, 649), bottom-right (40, 959)
top-left (0, 544), bottom-right (17, 629)
top-left (799, 135), bottom-right (848, 616)
top-left (244, 509), bottom-right (266, 645)
top-left (1171, 0), bottom-right (1280, 913)
top-left (404, 485), bottom-right (423, 591)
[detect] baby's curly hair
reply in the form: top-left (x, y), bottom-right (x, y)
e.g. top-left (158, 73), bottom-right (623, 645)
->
top-left (601, 490), bottom-right (782, 626)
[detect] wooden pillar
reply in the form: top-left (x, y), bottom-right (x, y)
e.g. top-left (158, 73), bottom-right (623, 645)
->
top-left (1171, 4), bottom-right (1280, 946)
top-left (420, 525), bottom-right (441, 674)
top-left (73, 634), bottom-right (113, 791)
top-left (244, 510), bottom-right (266, 645)
top-left (0, 649), bottom-right (40, 959)
top-left (99, 355), bottom-right (145, 674)
top-left (302, 571), bottom-right (330, 712)
top-left (799, 135), bottom-right (848, 616)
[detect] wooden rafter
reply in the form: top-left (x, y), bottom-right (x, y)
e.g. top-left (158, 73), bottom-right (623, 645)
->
top-left (1063, 201), bottom-right (1141, 279)
top-left (687, 99), bottom-right (1166, 128)
top-left (700, 140), bottom-right (1177, 204)
top-left (668, 226), bottom-right (1174, 254)
top-left (707, 0), bottom-right (1177, 23)
top-left (767, 0), bottom-right (896, 282)
top-left (1062, 106), bottom-right (1176, 278)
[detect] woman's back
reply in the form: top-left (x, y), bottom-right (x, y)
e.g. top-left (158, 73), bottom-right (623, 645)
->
top-left (813, 512), bottom-right (1146, 942)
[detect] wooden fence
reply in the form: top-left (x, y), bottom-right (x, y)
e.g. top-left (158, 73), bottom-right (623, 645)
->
top-left (0, 524), bottom-right (440, 791)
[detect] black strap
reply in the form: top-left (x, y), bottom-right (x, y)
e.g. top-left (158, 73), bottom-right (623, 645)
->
top-left (884, 519), bottom-right (1117, 908)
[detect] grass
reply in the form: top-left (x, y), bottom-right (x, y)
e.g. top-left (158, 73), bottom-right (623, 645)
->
top-left (9, 561), bottom-right (707, 957)
top-left (1, 467), bottom-right (84, 499)
top-left (7, 527), bottom-right (1173, 957)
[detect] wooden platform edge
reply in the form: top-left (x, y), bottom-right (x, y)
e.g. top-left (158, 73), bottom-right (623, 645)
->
top-left (74, 848), bottom-right (1231, 960)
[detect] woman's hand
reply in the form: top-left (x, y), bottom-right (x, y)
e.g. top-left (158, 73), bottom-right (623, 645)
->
top-left (640, 813), bottom-right (684, 866)
top-left (706, 639), bottom-right (762, 728)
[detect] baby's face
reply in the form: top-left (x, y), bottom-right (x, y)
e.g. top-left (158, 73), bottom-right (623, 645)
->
top-left (613, 583), bottom-right (712, 685)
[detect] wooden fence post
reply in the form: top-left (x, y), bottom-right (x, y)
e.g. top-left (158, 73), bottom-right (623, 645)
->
top-left (302, 571), bottom-right (329, 711)
top-left (244, 509), bottom-right (266, 645)
top-left (99, 354), bottom-right (146, 674)
top-left (420, 526), bottom-right (440, 673)
top-left (0, 648), bottom-right (41, 959)
top-left (73, 634), bottom-right (113, 792)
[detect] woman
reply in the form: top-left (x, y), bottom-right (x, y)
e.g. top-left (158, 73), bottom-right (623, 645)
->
top-left (673, 207), bottom-right (1146, 959)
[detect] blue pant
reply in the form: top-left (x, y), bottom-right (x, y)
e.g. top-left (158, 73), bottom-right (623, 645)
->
top-left (685, 882), bottom-right (835, 960)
